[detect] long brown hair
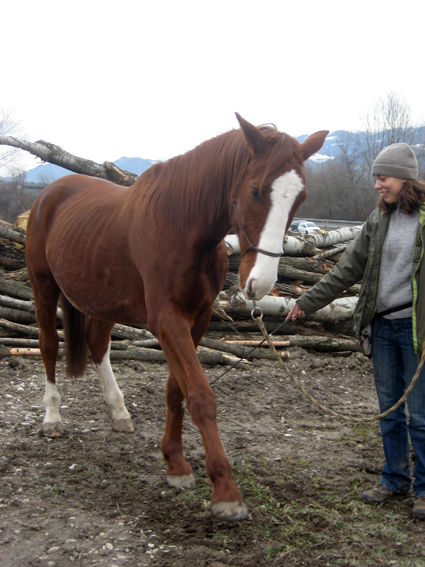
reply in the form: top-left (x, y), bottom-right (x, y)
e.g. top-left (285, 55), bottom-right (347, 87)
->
top-left (379, 178), bottom-right (425, 214)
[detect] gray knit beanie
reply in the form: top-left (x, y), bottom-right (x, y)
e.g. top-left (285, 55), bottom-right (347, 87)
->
top-left (372, 143), bottom-right (418, 180)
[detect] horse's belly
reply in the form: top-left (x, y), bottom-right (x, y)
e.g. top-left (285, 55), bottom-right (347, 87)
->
top-left (63, 284), bottom-right (146, 324)
top-left (52, 265), bottom-right (147, 324)
top-left (43, 211), bottom-right (147, 323)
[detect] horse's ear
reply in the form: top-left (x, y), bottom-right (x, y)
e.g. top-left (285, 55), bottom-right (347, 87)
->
top-left (235, 112), bottom-right (268, 154)
top-left (300, 130), bottom-right (329, 161)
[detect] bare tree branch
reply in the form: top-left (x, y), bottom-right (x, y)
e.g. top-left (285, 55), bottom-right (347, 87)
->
top-left (0, 136), bottom-right (138, 186)
top-left (0, 111), bottom-right (20, 170)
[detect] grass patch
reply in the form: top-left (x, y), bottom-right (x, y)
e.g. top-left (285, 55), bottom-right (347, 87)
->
top-left (169, 455), bottom-right (425, 566)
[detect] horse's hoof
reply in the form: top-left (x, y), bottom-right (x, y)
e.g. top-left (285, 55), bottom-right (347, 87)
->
top-left (167, 473), bottom-right (196, 490)
top-left (42, 421), bottom-right (64, 438)
top-left (112, 418), bottom-right (135, 433)
top-left (211, 500), bottom-right (249, 521)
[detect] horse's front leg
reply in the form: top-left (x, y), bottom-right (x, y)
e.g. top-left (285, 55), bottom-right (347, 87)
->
top-left (161, 309), bottom-right (212, 489)
top-left (157, 311), bottom-right (248, 520)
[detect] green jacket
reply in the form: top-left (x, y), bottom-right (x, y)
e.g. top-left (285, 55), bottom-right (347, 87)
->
top-left (297, 205), bottom-right (425, 353)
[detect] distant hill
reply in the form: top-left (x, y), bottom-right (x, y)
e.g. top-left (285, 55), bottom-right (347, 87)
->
top-left (297, 130), bottom-right (352, 163)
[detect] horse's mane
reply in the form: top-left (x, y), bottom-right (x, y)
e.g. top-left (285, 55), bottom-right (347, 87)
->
top-left (135, 125), bottom-right (293, 237)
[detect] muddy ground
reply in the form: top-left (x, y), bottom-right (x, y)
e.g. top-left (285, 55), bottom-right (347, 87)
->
top-left (1, 339), bottom-right (424, 567)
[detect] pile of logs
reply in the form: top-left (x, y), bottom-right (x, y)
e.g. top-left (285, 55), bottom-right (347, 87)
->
top-left (220, 226), bottom-right (362, 327)
top-left (0, 218), bottom-right (364, 365)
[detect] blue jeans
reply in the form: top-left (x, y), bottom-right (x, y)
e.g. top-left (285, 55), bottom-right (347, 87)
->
top-left (371, 317), bottom-right (425, 497)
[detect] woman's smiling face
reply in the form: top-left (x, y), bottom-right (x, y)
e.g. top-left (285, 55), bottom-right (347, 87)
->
top-left (374, 175), bottom-right (405, 204)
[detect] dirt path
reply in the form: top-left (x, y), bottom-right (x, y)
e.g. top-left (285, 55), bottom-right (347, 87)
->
top-left (1, 348), bottom-right (424, 566)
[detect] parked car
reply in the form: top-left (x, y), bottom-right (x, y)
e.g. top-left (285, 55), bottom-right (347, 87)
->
top-left (297, 221), bottom-right (321, 234)
top-left (289, 219), bottom-right (302, 233)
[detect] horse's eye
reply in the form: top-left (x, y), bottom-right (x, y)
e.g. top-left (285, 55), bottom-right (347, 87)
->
top-left (251, 186), bottom-right (260, 201)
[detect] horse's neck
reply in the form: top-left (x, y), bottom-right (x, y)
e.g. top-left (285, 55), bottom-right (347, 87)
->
top-left (135, 140), bottom-right (246, 245)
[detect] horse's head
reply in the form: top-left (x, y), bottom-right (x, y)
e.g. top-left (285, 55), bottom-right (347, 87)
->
top-left (232, 113), bottom-right (328, 300)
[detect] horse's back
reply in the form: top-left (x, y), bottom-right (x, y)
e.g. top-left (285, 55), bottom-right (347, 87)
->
top-left (28, 174), bottom-right (123, 236)
top-left (26, 175), bottom-right (147, 322)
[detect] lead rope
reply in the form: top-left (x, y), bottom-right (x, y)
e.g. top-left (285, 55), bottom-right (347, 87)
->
top-left (253, 307), bottom-right (425, 423)
top-left (208, 304), bottom-right (290, 387)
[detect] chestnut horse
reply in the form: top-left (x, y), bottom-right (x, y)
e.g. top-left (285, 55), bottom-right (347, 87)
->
top-left (26, 114), bottom-right (327, 520)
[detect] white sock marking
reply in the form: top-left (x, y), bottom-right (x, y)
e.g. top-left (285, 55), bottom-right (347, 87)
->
top-left (244, 170), bottom-right (303, 299)
top-left (95, 345), bottom-right (131, 421)
top-left (43, 379), bottom-right (62, 425)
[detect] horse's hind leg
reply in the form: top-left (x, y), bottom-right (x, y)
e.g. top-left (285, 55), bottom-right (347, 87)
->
top-left (161, 372), bottom-right (195, 489)
top-left (86, 319), bottom-right (134, 433)
top-left (32, 278), bottom-right (64, 437)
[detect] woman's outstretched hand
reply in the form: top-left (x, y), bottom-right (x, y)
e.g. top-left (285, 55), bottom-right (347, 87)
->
top-left (285, 303), bottom-right (306, 322)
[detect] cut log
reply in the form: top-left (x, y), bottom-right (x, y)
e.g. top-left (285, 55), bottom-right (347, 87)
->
top-left (224, 234), bottom-right (240, 255)
top-left (305, 226), bottom-right (362, 248)
top-left (225, 339), bottom-right (290, 348)
top-left (132, 339), bottom-right (161, 348)
top-left (0, 239), bottom-right (26, 271)
top-left (0, 338), bottom-right (40, 347)
top-left (2, 267), bottom-right (29, 282)
top-left (109, 344), bottom-right (246, 366)
top-left (279, 256), bottom-right (335, 274)
top-left (277, 265), bottom-right (361, 294)
top-left (0, 306), bottom-right (35, 324)
top-left (312, 245), bottom-right (348, 260)
top-left (286, 334), bottom-right (360, 352)
top-left (225, 334), bottom-right (359, 352)
top-left (8, 347), bottom-right (43, 356)
top-left (0, 319), bottom-right (40, 337)
top-left (0, 294), bottom-right (34, 312)
top-left (277, 264), bottom-right (327, 285)
top-left (283, 235), bottom-right (321, 256)
top-left (224, 233), bottom-right (320, 257)
top-left (0, 222), bottom-right (26, 245)
top-left (0, 277), bottom-right (33, 300)
top-left (207, 320), bottom-right (292, 333)
top-left (199, 336), bottom-right (288, 360)
top-left (124, 333), bottom-right (286, 361)
top-left (111, 323), bottom-right (154, 340)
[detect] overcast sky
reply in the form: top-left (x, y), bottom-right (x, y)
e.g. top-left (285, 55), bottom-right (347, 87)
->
top-left (2, 0), bottom-right (424, 173)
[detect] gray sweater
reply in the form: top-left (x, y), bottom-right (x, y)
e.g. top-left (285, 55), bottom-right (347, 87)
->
top-left (296, 204), bottom-right (425, 352)
top-left (376, 208), bottom-right (419, 318)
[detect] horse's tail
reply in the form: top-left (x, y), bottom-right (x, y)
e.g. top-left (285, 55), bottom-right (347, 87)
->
top-left (60, 294), bottom-right (88, 378)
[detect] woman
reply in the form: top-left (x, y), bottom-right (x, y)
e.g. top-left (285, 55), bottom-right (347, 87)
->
top-left (286, 143), bottom-right (425, 519)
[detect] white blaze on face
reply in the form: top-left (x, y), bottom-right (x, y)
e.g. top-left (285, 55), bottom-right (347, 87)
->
top-left (244, 170), bottom-right (303, 300)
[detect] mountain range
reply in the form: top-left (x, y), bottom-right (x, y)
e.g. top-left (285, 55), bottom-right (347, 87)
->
top-left (5, 125), bottom-right (425, 185)
top-left (16, 131), bottom-right (347, 184)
